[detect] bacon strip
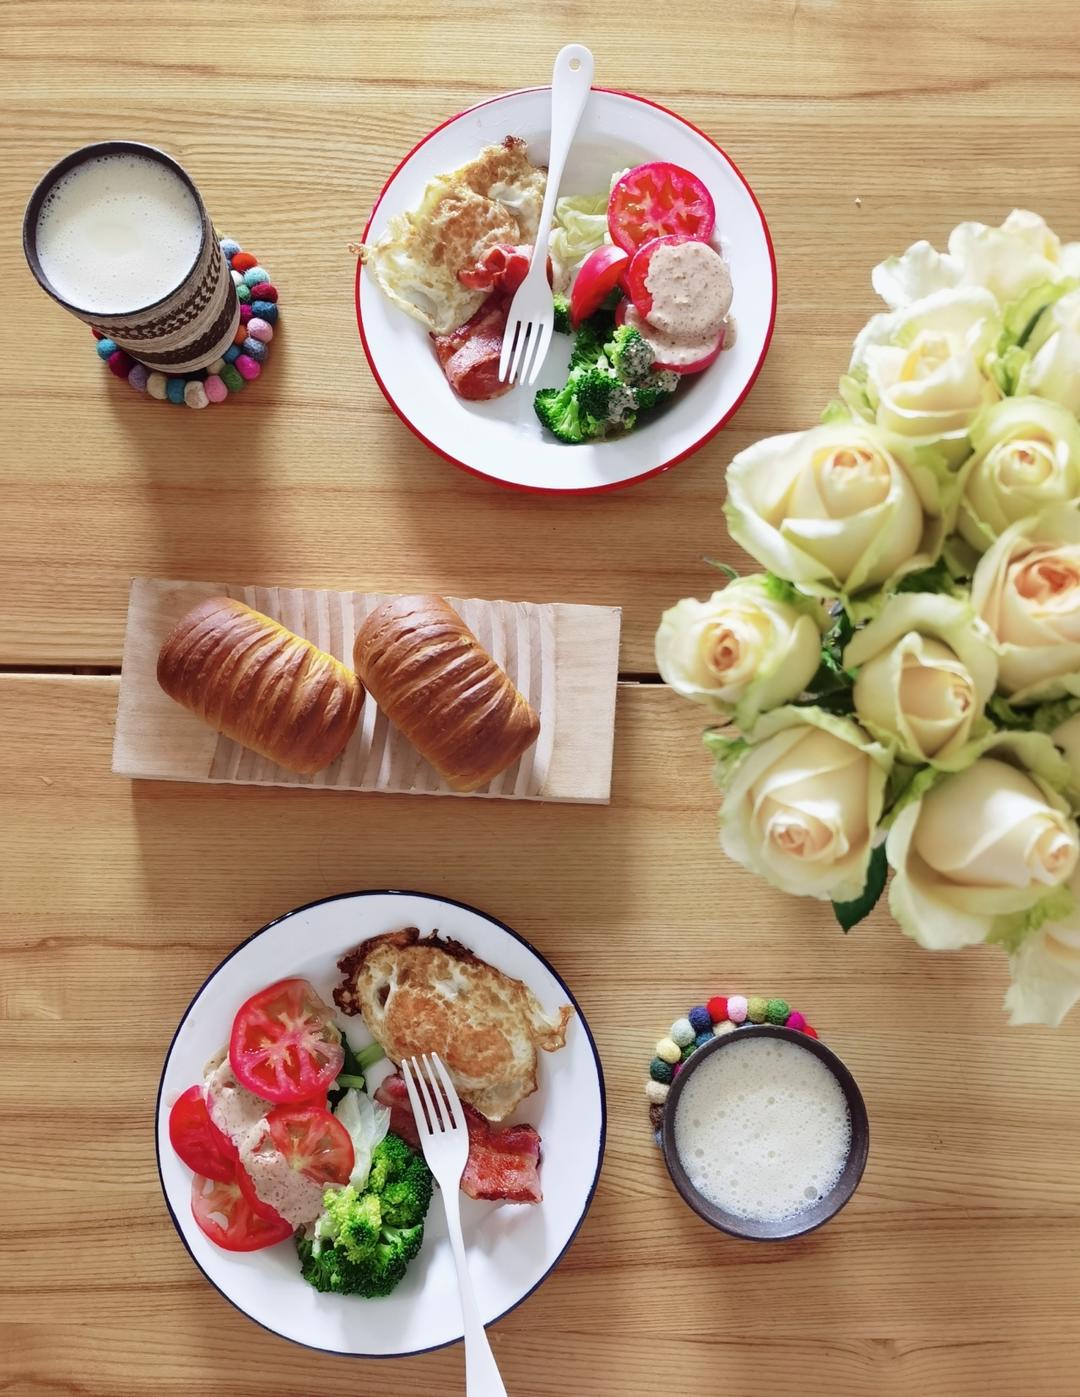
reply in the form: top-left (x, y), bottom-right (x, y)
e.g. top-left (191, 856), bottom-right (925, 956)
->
top-left (457, 244), bottom-right (532, 295)
top-left (430, 296), bottom-right (513, 402)
top-left (375, 1074), bottom-right (543, 1204)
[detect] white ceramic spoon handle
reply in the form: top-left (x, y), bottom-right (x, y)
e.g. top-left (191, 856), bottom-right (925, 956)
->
top-left (530, 44), bottom-right (594, 270)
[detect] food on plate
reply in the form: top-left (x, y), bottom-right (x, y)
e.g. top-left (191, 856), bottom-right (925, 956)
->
top-left (458, 242), bottom-right (533, 295)
top-left (549, 190), bottom-right (610, 293)
top-left (535, 161), bottom-right (733, 444)
top-left (357, 136), bottom-right (546, 335)
top-left (334, 927), bottom-right (572, 1120)
top-left (352, 594), bottom-right (540, 792)
top-left (570, 244), bottom-right (629, 327)
top-left (229, 977), bottom-right (346, 1103)
top-left (167, 974), bottom-right (436, 1300)
top-left (431, 294), bottom-right (514, 401)
top-left (298, 1133), bottom-right (435, 1296)
top-left (157, 596), bottom-right (363, 775)
top-left (606, 161), bottom-right (716, 252)
top-left (376, 1074), bottom-right (544, 1204)
top-left (533, 317), bottom-right (680, 443)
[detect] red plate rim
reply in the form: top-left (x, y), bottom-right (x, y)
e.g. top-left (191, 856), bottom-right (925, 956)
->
top-left (354, 85), bottom-right (779, 496)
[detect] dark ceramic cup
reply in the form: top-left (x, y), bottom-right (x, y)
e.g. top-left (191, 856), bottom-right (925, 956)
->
top-left (661, 1023), bottom-right (869, 1241)
top-left (23, 141), bottom-right (239, 373)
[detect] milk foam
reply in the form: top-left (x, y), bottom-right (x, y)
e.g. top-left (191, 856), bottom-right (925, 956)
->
top-left (35, 153), bottom-right (202, 314)
top-left (674, 1037), bottom-right (851, 1223)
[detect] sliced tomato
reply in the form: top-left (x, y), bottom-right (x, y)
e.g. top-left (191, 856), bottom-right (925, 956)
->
top-left (623, 233), bottom-right (702, 320)
top-left (190, 1172), bottom-right (294, 1252)
top-left (229, 978), bottom-right (344, 1105)
top-left (570, 244), bottom-right (630, 327)
top-left (169, 1085), bottom-right (238, 1183)
top-left (607, 162), bottom-right (715, 254)
top-left (615, 297), bottom-right (726, 375)
top-left (266, 1103), bottom-right (355, 1187)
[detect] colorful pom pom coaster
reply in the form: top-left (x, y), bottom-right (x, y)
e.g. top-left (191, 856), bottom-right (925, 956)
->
top-left (646, 993), bottom-right (820, 1141)
top-left (91, 237), bottom-right (279, 409)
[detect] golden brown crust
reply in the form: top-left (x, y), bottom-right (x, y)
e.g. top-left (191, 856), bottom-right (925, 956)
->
top-left (157, 596), bottom-right (364, 775)
top-left (353, 595), bottom-right (540, 792)
top-left (334, 926), bottom-right (573, 1120)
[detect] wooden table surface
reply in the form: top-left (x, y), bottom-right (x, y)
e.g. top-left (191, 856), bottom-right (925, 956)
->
top-left (3, 3), bottom-right (1080, 1394)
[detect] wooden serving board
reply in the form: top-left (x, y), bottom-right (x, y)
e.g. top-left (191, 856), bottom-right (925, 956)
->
top-left (112, 578), bottom-right (622, 803)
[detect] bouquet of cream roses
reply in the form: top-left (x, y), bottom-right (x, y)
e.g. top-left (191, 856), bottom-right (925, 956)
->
top-left (657, 210), bottom-right (1080, 1027)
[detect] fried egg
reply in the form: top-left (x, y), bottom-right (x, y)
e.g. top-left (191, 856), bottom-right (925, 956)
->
top-left (358, 137), bottom-right (547, 335)
top-left (334, 927), bottom-right (572, 1121)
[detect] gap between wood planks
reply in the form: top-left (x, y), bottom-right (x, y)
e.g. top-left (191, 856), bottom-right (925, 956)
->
top-left (0, 665), bottom-right (667, 682)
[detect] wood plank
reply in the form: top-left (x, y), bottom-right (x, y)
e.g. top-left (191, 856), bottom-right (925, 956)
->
top-left (112, 577), bottom-right (621, 802)
top-left (2, 674), bottom-right (1079, 1395)
top-left (4, 2), bottom-right (1079, 670)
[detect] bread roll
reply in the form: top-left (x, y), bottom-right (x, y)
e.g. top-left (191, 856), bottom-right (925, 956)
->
top-left (157, 596), bottom-right (364, 774)
top-left (354, 595), bottom-right (540, 791)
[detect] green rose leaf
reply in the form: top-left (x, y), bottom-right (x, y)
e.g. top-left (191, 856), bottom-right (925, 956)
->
top-left (832, 844), bottom-right (888, 932)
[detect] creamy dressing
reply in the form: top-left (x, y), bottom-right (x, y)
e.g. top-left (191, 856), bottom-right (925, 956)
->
top-left (624, 302), bottom-right (726, 369)
top-left (203, 1051), bottom-right (324, 1229)
top-left (674, 1038), bottom-right (851, 1223)
top-left (644, 240), bottom-right (732, 337)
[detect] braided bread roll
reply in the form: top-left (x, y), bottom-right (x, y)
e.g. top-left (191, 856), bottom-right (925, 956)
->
top-left (157, 596), bottom-right (364, 774)
top-left (354, 594), bottom-right (540, 792)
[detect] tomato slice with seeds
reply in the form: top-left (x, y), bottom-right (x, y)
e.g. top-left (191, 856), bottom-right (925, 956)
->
top-left (607, 162), bottom-right (715, 254)
top-left (169, 1085), bottom-right (239, 1183)
top-left (229, 978), bottom-right (344, 1105)
top-left (266, 1103), bottom-right (355, 1187)
top-left (190, 1172), bottom-right (294, 1252)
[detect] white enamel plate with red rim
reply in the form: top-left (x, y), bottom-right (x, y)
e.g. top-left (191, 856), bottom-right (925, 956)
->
top-left (355, 86), bottom-right (777, 494)
top-left (156, 891), bottom-right (606, 1358)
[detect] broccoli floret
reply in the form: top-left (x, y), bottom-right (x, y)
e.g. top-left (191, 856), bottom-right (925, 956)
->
top-left (568, 318), bottom-right (609, 373)
top-left (369, 1136), bottom-right (434, 1227)
top-left (297, 1233), bottom-right (408, 1298)
top-left (575, 366), bottom-right (638, 429)
top-left (315, 1185), bottom-right (382, 1262)
top-left (534, 384), bottom-right (595, 444)
top-left (604, 324), bottom-right (656, 384)
top-left (634, 369), bottom-right (680, 411)
top-left (552, 293), bottom-right (572, 335)
top-left (299, 1133), bottom-right (433, 1299)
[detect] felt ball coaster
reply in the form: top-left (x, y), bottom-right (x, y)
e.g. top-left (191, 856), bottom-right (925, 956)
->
top-left (646, 993), bottom-right (821, 1142)
top-left (91, 237), bottom-right (279, 408)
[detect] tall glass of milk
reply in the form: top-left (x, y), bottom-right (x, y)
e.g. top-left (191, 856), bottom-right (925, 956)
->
top-left (22, 142), bottom-right (239, 374)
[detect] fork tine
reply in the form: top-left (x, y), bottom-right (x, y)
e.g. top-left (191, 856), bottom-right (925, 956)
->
top-left (428, 1053), bottom-right (463, 1132)
top-left (412, 1055), bottom-right (445, 1133)
top-left (523, 320), bottom-right (554, 386)
top-left (497, 318), bottom-right (520, 384)
top-left (421, 1054), bottom-right (452, 1131)
top-left (508, 319), bottom-right (533, 386)
top-left (400, 1059), bottom-right (431, 1137)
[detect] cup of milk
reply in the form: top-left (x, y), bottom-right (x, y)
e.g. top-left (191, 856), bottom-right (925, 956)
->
top-left (22, 142), bottom-right (240, 374)
top-left (661, 1025), bottom-right (869, 1241)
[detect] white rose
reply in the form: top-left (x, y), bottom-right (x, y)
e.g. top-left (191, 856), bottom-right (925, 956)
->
top-left (725, 421), bottom-right (945, 598)
top-left (655, 577), bottom-right (825, 727)
top-left (716, 706), bottom-right (891, 902)
top-left (1018, 288), bottom-right (1080, 416)
top-left (844, 593), bottom-right (997, 764)
top-left (872, 210), bottom-right (1080, 312)
top-left (886, 734), bottom-right (1078, 950)
top-left (971, 505), bottom-right (1080, 702)
top-left (846, 288), bottom-right (1001, 459)
top-left (957, 397), bottom-right (1080, 553)
top-left (1004, 868), bottom-right (1080, 1027)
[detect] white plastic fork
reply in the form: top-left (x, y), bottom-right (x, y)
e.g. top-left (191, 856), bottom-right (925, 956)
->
top-left (402, 1054), bottom-right (508, 1397)
top-left (497, 43), bottom-right (595, 387)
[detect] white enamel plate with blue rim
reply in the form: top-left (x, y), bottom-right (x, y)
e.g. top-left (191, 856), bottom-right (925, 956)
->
top-left (156, 891), bottom-right (606, 1357)
top-left (355, 86), bottom-right (777, 494)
